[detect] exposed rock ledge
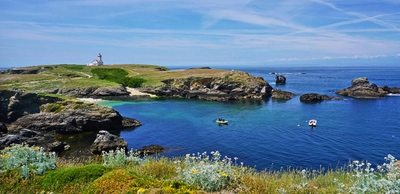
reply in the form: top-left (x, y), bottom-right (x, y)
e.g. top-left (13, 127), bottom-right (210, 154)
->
top-left (271, 88), bottom-right (296, 100)
top-left (0, 91), bottom-right (141, 153)
top-left (335, 77), bottom-right (399, 98)
top-left (138, 71), bottom-right (273, 101)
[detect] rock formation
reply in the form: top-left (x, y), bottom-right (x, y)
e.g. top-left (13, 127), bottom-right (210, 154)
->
top-left (275, 74), bottom-right (286, 84)
top-left (300, 93), bottom-right (343, 102)
top-left (335, 77), bottom-right (387, 98)
top-left (0, 91), bottom-right (141, 154)
top-left (137, 144), bottom-right (165, 156)
top-left (139, 71), bottom-right (273, 101)
top-left (380, 86), bottom-right (400, 94)
top-left (90, 130), bottom-right (128, 154)
top-left (56, 86), bottom-right (130, 98)
top-left (0, 128), bottom-right (68, 152)
top-left (271, 88), bottom-right (296, 100)
top-left (0, 91), bottom-right (60, 123)
top-left (7, 101), bottom-right (141, 134)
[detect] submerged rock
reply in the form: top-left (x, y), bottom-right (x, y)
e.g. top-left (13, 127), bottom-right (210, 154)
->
top-left (137, 144), bottom-right (165, 155)
top-left (300, 93), bottom-right (343, 102)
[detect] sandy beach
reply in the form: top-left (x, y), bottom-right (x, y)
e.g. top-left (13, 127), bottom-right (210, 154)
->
top-left (126, 87), bottom-right (157, 97)
top-left (77, 98), bottom-right (103, 103)
top-left (78, 88), bottom-right (156, 103)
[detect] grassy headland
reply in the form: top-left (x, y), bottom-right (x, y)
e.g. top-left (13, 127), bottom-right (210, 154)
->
top-left (0, 64), bottom-right (233, 92)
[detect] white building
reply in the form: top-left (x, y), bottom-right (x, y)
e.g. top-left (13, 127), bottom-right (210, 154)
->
top-left (87, 53), bottom-right (104, 66)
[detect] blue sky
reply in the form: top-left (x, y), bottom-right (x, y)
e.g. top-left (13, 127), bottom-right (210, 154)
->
top-left (1, 0), bottom-right (399, 67)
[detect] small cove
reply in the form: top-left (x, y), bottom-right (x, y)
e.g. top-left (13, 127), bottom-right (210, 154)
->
top-left (97, 65), bottom-right (400, 170)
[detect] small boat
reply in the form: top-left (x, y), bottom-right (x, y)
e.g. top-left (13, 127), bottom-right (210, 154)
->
top-left (216, 119), bottom-right (228, 124)
top-left (309, 119), bottom-right (317, 127)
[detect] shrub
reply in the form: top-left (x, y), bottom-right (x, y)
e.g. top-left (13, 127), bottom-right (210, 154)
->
top-left (58, 64), bottom-right (84, 71)
top-left (102, 148), bottom-right (145, 167)
top-left (0, 144), bottom-right (57, 179)
top-left (336, 154), bottom-right (400, 193)
top-left (91, 68), bottom-right (146, 87)
top-left (176, 151), bottom-right (237, 192)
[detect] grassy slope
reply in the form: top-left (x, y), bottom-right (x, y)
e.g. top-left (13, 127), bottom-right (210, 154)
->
top-left (0, 64), bottom-right (232, 91)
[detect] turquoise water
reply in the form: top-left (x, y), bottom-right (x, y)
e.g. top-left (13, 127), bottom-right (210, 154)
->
top-left (99, 66), bottom-right (400, 170)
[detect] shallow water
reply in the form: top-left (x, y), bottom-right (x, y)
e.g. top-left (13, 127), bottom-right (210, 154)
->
top-left (99, 65), bottom-right (400, 170)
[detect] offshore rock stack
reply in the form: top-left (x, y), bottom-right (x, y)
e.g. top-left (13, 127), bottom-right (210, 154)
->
top-left (336, 77), bottom-right (400, 98)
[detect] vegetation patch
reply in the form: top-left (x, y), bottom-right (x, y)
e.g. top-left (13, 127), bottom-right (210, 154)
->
top-left (91, 68), bottom-right (146, 87)
top-left (56, 64), bottom-right (84, 71)
top-left (86, 169), bottom-right (134, 193)
top-left (41, 103), bottom-right (65, 113)
top-left (38, 164), bottom-right (111, 189)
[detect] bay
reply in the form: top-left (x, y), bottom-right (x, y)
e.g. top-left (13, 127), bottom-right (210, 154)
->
top-left (99, 65), bottom-right (400, 170)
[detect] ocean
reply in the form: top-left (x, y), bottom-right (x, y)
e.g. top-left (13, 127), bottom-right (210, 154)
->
top-left (98, 65), bottom-right (400, 171)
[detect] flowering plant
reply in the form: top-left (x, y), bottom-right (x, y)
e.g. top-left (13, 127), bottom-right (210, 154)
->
top-left (0, 143), bottom-right (56, 179)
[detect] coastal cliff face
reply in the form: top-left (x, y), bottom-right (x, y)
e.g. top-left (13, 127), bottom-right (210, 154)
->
top-left (56, 86), bottom-right (129, 97)
top-left (139, 71), bottom-right (273, 101)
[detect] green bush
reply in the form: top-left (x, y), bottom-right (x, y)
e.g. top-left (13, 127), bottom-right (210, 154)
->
top-left (57, 64), bottom-right (84, 71)
top-left (0, 144), bottom-right (57, 179)
top-left (39, 164), bottom-right (111, 189)
top-left (91, 68), bottom-right (146, 87)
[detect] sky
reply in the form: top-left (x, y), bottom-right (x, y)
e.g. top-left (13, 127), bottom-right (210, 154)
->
top-left (1, 0), bottom-right (400, 67)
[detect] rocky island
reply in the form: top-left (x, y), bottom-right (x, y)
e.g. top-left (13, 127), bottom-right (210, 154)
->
top-left (336, 77), bottom-right (400, 98)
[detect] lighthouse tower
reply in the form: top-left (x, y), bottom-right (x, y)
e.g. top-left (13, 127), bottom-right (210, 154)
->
top-left (97, 53), bottom-right (103, 66)
top-left (87, 53), bottom-right (104, 66)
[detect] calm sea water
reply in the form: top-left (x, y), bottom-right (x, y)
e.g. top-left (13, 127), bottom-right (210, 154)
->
top-left (99, 65), bottom-right (400, 170)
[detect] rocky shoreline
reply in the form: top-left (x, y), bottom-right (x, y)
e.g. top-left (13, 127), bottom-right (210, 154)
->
top-left (1, 67), bottom-right (400, 159)
top-left (0, 91), bottom-right (141, 157)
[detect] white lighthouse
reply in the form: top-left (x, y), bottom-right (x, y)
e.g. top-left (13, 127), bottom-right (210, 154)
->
top-left (87, 53), bottom-right (104, 66)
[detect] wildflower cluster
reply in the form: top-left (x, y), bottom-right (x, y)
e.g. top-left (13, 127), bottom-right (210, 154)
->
top-left (336, 154), bottom-right (400, 193)
top-left (176, 151), bottom-right (239, 192)
top-left (0, 143), bottom-right (56, 179)
top-left (102, 148), bottom-right (145, 167)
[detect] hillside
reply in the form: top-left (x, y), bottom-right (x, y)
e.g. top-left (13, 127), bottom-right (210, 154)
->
top-left (0, 64), bottom-right (226, 91)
